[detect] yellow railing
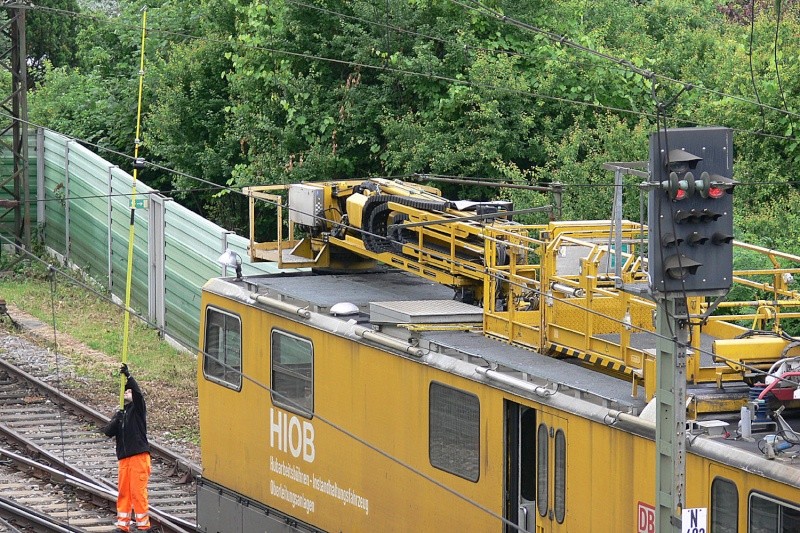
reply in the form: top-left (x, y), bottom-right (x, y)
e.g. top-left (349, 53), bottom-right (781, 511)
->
top-left (245, 182), bottom-right (800, 405)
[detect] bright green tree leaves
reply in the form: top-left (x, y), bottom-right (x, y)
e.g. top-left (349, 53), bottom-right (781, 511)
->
top-left (23, 0), bottom-right (800, 260)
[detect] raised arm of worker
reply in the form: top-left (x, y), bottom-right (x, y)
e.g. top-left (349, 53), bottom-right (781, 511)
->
top-left (123, 364), bottom-right (147, 416)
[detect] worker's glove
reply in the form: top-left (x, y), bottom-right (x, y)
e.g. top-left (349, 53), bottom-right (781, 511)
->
top-left (120, 364), bottom-right (130, 377)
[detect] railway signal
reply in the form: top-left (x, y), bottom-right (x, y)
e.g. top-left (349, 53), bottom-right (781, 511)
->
top-left (648, 127), bottom-right (735, 297)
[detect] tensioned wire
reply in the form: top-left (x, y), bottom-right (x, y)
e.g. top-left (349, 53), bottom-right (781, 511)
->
top-left (0, 98), bottom-right (790, 382)
top-left (2, 198), bottom-right (797, 410)
top-left (5, 0), bottom-right (800, 517)
top-left (1, 106), bottom-right (791, 197)
top-left (0, 109), bottom-right (753, 341)
top-left (9, 237), bottom-right (525, 532)
top-left (0, 118), bottom-right (789, 371)
top-left (3, 222), bottom-right (797, 529)
top-left (28, 3), bottom-right (800, 137)
top-left (17, 2), bottom-right (790, 448)
top-left (8, 4), bottom-right (800, 202)
top-left (451, 0), bottom-right (800, 121)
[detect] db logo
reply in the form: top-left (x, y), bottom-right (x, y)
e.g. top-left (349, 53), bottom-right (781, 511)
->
top-left (638, 502), bottom-right (655, 533)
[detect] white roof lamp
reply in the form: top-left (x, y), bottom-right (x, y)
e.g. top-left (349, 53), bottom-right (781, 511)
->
top-left (330, 302), bottom-right (359, 316)
top-left (218, 249), bottom-right (243, 281)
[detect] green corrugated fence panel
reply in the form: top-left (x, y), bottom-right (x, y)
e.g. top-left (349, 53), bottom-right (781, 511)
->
top-left (42, 129), bottom-right (154, 314)
top-left (164, 201), bottom-right (229, 349)
top-left (69, 202), bottom-right (109, 278)
top-left (109, 167), bottom-right (152, 314)
top-left (166, 201), bottom-right (226, 250)
top-left (65, 170), bottom-right (112, 278)
top-left (41, 132), bottom-right (70, 257)
top-left (164, 271), bottom-right (205, 351)
top-left (68, 142), bottom-right (122, 173)
top-left (38, 128), bottom-right (301, 353)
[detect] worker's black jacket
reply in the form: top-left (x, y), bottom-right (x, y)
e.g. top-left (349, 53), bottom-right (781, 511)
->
top-left (101, 375), bottom-right (150, 460)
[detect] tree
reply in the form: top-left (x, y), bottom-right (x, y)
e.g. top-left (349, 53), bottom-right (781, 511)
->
top-left (26, 0), bottom-right (82, 85)
top-left (24, 0), bottom-right (800, 260)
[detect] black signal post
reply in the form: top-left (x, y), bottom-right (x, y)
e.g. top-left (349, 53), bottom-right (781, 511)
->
top-left (647, 127), bottom-right (735, 533)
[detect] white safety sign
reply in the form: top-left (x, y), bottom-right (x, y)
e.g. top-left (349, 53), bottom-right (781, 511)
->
top-left (681, 507), bottom-right (707, 533)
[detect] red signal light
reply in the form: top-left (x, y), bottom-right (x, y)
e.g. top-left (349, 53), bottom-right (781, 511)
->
top-left (708, 186), bottom-right (724, 199)
top-left (675, 189), bottom-right (687, 200)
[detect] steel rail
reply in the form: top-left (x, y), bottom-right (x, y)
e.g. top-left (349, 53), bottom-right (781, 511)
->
top-left (0, 495), bottom-right (84, 533)
top-left (1, 444), bottom-right (196, 532)
top-left (0, 357), bottom-right (198, 532)
top-left (0, 356), bottom-right (201, 478)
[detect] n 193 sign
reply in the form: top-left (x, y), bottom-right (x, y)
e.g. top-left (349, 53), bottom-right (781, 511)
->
top-left (681, 507), bottom-right (707, 533)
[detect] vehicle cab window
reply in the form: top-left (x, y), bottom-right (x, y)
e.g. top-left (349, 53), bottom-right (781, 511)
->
top-left (203, 307), bottom-right (242, 390)
top-left (271, 329), bottom-right (314, 416)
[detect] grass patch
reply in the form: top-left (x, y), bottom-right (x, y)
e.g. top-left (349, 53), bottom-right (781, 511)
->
top-left (0, 259), bottom-right (194, 386)
top-left (1, 257), bottom-right (200, 449)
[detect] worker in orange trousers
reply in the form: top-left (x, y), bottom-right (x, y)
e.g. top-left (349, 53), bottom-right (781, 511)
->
top-left (101, 364), bottom-right (154, 532)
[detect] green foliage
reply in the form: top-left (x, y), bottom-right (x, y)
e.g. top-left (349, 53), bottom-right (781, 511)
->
top-left (29, 65), bottom-right (133, 158)
top-left (529, 114), bottom-right (651, 221)
top-left (144, 9), bottom-right (242, 224)
top-left (735, 188), bottom-right (800, 255)
top-left (724, 188), bottom-right (800, 328)
top-left (26, 0), bottom-right (82, 84)
top-left (0, 260), bottom-right (182, 371)
top-left (383, 52), bottom-right (536, 178)
top-left (21, 0), bottom-right (800, 253)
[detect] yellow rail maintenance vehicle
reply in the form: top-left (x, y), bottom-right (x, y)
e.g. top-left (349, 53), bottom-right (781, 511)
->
top-left (196, 175), bottom-right (800, 532)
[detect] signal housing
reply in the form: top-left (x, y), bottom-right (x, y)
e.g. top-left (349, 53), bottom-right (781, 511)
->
top-left (648, 127), bottom-right (735, 297)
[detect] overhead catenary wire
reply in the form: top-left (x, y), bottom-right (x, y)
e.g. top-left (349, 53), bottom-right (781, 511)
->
top-left (0, 94), bottom-right (791, 360)
top-left (0, 3), bottom-right (797, 220)
top-left (30, 1), bottom-right (800, 126)
top-left (10, 0), bottom-right (791, 394)
top-left (0, 115), bottom-right (703, 217)
top-left (6, 2), bottom-right (800, 520)
top-left (2, 104), bottom-right (798, 197)
top-left (0, 235), bottom-right (534, 531)
top-left (0, 142), bottom-right (792, 211)
top-left (3, 213), bottom-right (800, 530)
top-left (282, 0), bottom-right (675, 92)
top-left (450, 0), bottom-right (800, 122)
top-left (4, 3), bottom-right (792, 276)
top-left (25, 3), bottom-right (800, 143)
top-left (1, 172), bottom-right (793, 393)
top-left (0, 110), bottom-right (789, 360)
top-left (23, 6), bottom-right (665, 122)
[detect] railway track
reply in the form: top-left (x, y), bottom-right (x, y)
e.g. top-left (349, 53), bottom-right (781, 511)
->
top-left (0, 443), bottom-right (119, 532)
top-left (0, 356), bottom-right (200, 532)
